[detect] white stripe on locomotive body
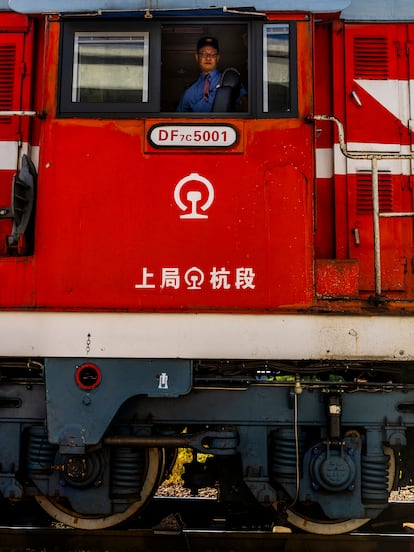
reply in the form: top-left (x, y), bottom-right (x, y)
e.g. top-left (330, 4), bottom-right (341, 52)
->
top-left (355, 80), bottom-right (412, 128)
top-left (0, 141), bottom-right (19, 171)
top-left (0, 142), bottom-right (39, 170)
top-left (30, 146), bottom-right (39, 170)
top-left (316, 77), bottom-right (414, 179)
top-left (315, 148), bottom-right (334, 179)
top-left (0, 311), bottom-right (413, 361)
top-left (316, 145), bottom-right (414, 179)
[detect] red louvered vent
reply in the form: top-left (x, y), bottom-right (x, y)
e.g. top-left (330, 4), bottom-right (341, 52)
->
top-left (353, 37), bottom-right (389, 79)
top-left (0, 44), bottom-right (17, 125)
top-left (356, 173), bottom-right (393, 215)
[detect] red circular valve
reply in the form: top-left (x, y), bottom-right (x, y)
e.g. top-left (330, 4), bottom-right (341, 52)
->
top-left (75, 363), bottom-right (102, 390)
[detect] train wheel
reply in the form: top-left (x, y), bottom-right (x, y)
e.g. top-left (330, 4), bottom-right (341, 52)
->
top-left (281, 447), bottom-right (396, 535)
top-left (35, 447), bottom-right (164, 530)
top-left (285, 511), bottom-right (370, 535)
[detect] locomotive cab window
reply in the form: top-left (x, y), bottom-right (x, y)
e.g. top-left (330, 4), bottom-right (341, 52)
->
top-left (160, 23), bottom-right (249, 114)
top-left (58, 19), bottom-right (297, 117)
top-left (263, 24), bottom-right (294, 114)
top-left (72, 32), bottom-right (149, 103)
top-left (59, 21), bottom-right (160, 114)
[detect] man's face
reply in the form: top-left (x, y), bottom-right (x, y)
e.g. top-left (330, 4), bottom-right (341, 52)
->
top-left (196, 47), bottom-right (220, 74)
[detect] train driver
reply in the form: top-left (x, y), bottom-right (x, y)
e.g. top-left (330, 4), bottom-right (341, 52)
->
top-left (176, 36), bottom-right (247, 113)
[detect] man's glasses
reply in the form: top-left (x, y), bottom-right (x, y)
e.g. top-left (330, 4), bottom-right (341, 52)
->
top-left (198, 52), bottom-right (218, 59)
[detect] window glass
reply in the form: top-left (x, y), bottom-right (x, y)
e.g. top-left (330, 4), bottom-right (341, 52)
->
top-left (160, 24), bottom-right (248, 113)
top-left (72, 32), bottom-right (149, 103)
top-left (263, 24), bottom-right (290, 113)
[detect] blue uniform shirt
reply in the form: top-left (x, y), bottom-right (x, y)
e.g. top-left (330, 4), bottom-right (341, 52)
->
top-left (176, 70), bottom-right (222, 113)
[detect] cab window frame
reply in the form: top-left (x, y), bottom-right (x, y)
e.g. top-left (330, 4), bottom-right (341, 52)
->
top-left (58, 17), bottom-right (298, 119)
top-left (255, 20), bottom-right (298, 118)
top-left (160, 21), bottom-right (250, 115)
top-left (58, 20), bottom-right (161, 115)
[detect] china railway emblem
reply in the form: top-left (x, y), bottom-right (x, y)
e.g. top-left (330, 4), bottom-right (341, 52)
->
top-left (174, 172), bottom-right (214, 219)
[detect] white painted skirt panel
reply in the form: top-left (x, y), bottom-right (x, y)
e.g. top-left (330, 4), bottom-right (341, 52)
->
top-left (0, 312), bottom-right (412, 361)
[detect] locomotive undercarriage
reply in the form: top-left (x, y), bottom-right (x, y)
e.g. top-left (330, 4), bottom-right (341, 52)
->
top-left (0, 358), bottom-right (413, 533)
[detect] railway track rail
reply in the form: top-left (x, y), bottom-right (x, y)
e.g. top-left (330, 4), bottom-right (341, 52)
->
top-left (1, 498), bottom-right (414, 551)
top-left (0, 527), bottom-right (414, 552)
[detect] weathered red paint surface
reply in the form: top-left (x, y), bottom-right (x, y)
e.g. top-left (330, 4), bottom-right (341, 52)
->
top-left (0, 17), bottom-right (316, 312)
top-left (2, 12), bottom-right (414, 314)
top-left (316, 259), bottom-right (359, 298)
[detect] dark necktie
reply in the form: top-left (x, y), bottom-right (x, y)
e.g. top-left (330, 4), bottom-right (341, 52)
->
top-left (203, 74), bottom-right (210, 101)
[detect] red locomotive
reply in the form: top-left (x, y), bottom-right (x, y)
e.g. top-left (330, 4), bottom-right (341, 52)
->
top-left (0, 0), bottom-right (414, 534)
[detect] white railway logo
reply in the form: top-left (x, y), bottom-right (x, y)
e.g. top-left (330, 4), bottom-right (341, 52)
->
top-left (174, 172), bottom-right (214, 219)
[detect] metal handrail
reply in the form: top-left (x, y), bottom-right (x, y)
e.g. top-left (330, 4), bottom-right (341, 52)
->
top-left (0, 111), bottom-right (38, 117)
top-left (312, 115), bottom-right (414, 297)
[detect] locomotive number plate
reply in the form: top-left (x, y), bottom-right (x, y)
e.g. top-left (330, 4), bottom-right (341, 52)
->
top-left (148, 124), bottom-right (238, 148)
